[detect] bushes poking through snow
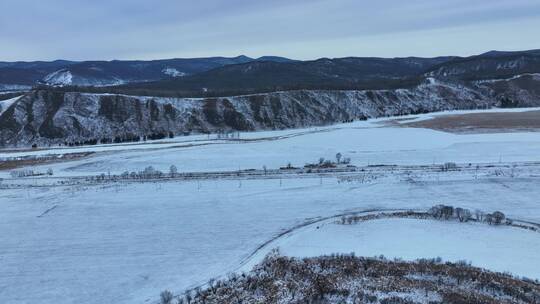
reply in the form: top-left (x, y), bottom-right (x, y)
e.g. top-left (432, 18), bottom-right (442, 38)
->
top-left (89, 157), bottom-right (359, 183)
top-left (304, 153), bottom-right (351, 169)
top-left (338, 211), bottom-right (429, 225)
top-left (429, 205), bottom-right (506, 225)
top-left (57, 131), bottom-right (176, 148)
top-left (91, 166), bottom-right (165, 181)
top-left (169, 165), bottom-right (178, 177)
top-left (338, 206), bottom-right (514, 229)
top-left (174, 253), bottom-right (540, 304)
top-left (160, 290), bottom-right (174, 304)
top-left (159, 208), bottom-right (536, 303)
top-left (441, 162), bottom-right (458, 172)
top-left (486, 211), bottom-right (506, 225)
top-left (455, 207), bottom-right (472, 222)
top-left (10, 168), bottom-right (53, 178)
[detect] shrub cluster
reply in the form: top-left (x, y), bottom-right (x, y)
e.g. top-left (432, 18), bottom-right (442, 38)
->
top-left (337, 206), bottom-right (512, 228)
top-left (304, 153), bottom-right (351, 169)
top-left (10, 168), bottom-right (53, 178)
top-left (171, 253), bottom-right (540, 304)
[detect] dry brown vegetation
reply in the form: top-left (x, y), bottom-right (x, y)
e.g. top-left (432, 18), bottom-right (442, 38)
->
top-left (402, 110), bottom-right (540, 133)
top-left (175, 254), bottom-right (540, 304)
top-left (0, 152), bottom-right (93, 171)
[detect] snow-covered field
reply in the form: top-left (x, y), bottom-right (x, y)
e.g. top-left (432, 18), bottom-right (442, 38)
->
top-left (4, 109), bottom-right (540, 179)
top-left (252, 218), bottom-right (540, 279)
top-left (2, 177), bottom-right (540, 304)
top-left (1, 108), bottom-right (540, 304)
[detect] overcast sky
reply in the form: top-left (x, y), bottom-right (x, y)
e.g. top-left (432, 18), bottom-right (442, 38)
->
top-left (1, 0), bottom-right (539, 61)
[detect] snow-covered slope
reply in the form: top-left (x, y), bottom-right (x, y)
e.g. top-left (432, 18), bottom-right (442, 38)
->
top-left (162, 67), bottom-right (186, 77)
top-left (43, 70), bottom-right (73, 86)
top-left (0, 96), bottom-right (21, 116)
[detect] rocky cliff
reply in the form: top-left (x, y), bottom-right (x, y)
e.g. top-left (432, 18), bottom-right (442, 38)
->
top-left (1, 77), bottom-right (539, 148)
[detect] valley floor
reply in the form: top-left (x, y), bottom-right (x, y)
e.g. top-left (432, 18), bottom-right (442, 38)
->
top-left (1, 108), bottom-right (540, 304)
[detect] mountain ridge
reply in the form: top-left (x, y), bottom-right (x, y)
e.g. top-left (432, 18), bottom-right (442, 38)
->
top-left (2, 74), bottom-right (540, 148)
top-left (3, 49), bottom-right (540, 93)
top-left (0, 56), bottom-right (285, 88)
top-left (2, 49), bottom-right (540, 147)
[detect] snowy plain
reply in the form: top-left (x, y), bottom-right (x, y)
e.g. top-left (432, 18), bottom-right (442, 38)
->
top-left (248, 218), bottom-right (540, 279)
top-left (1, 108), bottom-right (540, 304)
top-left (2, 176), bottom-right (540, 304)
top-left (4, 108), bottom-right (540, 179)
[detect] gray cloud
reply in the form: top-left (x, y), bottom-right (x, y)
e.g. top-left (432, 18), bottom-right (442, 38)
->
top-left (0, 0), bottom-right (539, 61)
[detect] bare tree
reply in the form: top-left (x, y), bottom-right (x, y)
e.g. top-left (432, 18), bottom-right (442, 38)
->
top-left (160, 290), bottom-right (173, 304)
top-left (429, 205), bottom-right (444, 218)
top-left (336, 153), bottom-right (342, 164)
top-left (169, 165), bottom-right (178, 177)
top-left (442, 206), bottom-right (454, 220)
top-left (486, 214), bottom-right (494, 225)
top-left (474, 210), bottom-right (484, 221)
top-left (456, 208), bottom-right (472, 222)
top-left (429, 204), bottom-right (454, 220)
top-left (184, 291), bottom-right (192, 304)
top-left (441, 162), bottom-right (458, 172)
top-left (492, 211), bottom-right (506, 225)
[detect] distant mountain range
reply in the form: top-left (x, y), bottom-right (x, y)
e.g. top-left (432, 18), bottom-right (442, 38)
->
top-left (0, 55), bottom-right (295, 89)
top-left (2, 50), bottom-right (540, 96)
top-left (2, 49), bottom-right (540, 148)
top-left (120, 49), bottom-right (540, 97)
top-left (118, 56), bottom-right (455, 96)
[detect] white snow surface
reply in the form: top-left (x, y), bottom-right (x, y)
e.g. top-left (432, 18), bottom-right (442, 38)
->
top-left (0, 95), bottom-right (21, 116)
top-left (256, 218), bottom-right (540, 279)
top-left (162, 67), bottom-right (186, 77)
top-left (3, 108), bottom-right (540, 178)
top-left (2, 108), bottom-right (540, 304)
top-left (43, 70), bottom-right (73, 86)
top-left (2, 176), bottom-right (540, 304)
top-left (475, 73), bottom-right (540, 84)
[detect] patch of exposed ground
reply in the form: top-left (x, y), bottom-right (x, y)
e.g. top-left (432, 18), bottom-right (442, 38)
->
top-left (401, 110), bottom-right (540, 133)
top-left (0, 152), bottom-right (94, 171)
